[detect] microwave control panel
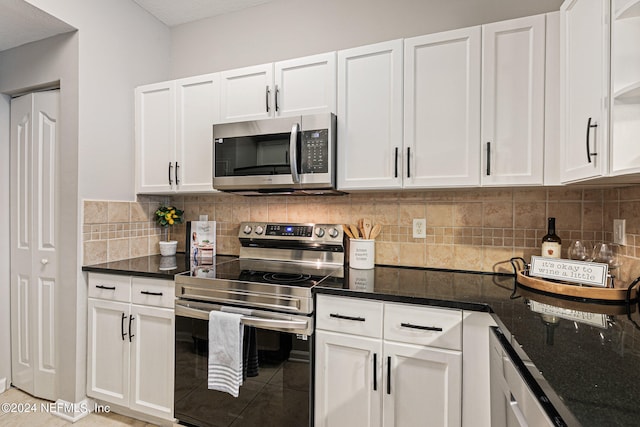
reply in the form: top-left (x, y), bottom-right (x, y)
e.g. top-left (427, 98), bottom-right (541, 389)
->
top-left (300, 129), bottom-right (328, 174)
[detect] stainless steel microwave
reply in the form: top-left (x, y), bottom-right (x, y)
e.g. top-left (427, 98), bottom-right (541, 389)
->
top-left (213, 113), bottom-right (338, 195)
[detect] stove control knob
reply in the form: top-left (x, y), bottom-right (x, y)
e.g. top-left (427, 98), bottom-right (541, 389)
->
top-left (328, 227), bottom-right (339, 238)
top-left (315, 227), bottom-right (325, 238)
top-left (255, 225), bottom-right (264, 235)
top-left (243, 225), bottom-right (252, 235)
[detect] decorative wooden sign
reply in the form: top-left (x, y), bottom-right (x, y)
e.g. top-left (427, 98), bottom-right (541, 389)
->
top-left (529, 256), bottom-right (609, 288)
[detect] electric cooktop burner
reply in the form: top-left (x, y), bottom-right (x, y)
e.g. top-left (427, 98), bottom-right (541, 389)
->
top-left (262, 272), bottom-right (312, 284)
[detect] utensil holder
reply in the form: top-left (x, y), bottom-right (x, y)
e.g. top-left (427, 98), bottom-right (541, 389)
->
top-left (349, 238), bottom-right (375, 269)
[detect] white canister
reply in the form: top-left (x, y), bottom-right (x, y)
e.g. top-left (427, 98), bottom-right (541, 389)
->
top-left (349, 238), bottom-right (375, 269)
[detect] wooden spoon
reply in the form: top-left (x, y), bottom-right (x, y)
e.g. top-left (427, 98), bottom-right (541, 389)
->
top-left (343, 224), bottom-right (354, 239)
top-left (349, 224), bottom-right (360, 239)
top-left (369, 223), bottom-right (382, 240)
top-left (362, 218), bottom-right (373, 239)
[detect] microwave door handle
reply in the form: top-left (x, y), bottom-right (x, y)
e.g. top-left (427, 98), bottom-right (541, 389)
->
top-left (290, 123), bottom-right (301, 183)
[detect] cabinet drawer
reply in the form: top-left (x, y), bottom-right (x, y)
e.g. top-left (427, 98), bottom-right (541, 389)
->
top-left (384, 303), bottom-right (462, 350)
top-left (131, 277), bottom-right (175, 308)
top-left (316, 295), bottom-right (383, 338)
top-left (88, 273), bottom-right (131, 302)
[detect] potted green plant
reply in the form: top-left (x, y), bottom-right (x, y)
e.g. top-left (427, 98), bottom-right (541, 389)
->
top-left (155, 205), bottom-right (184, 256)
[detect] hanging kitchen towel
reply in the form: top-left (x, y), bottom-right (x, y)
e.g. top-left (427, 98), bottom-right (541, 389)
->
top-left (243, 326), bottom-right (259, 379)
top-left (208, 310), bottom-right (244, 397)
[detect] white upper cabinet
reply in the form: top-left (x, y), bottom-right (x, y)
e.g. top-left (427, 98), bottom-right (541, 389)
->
top-left (481, 14), bottom-right (546, 186)
top-left (175, 74), bottom-right (221, 192)
top-left (135, 73), bottom-right (220, 194)
top-left (337, 40), bottom-right (404, 190)
top-left (274, 52), bottom-right (337, 117)
top-left (220, 63), bottom-right (273, 123)
top-left (219, 52), bottom-right (336, 123)
top-left (560, 0), bottom-right (610, 182)
top-left (404, 27), bottom-right (481, 188)
top-left (610, 0), bottom-right (640, 176)
top-left (135, 82), bottom-right (175, 193)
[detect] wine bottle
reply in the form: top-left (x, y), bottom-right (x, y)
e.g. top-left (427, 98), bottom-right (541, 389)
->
top-left (541, 217), bottom-right (561, 258)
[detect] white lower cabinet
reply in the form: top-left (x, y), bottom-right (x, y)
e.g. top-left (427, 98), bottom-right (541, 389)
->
top-left (315, 295), bottom-right (462, 427)
top-left (87, 273), bottom-right (175, 421)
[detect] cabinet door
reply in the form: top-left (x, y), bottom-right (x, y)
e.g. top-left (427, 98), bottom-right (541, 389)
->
top-left (135, 81), bottom-right (176, 193)
top-left (481, 15), bottom-right (546, 186)
top-left (337, 40), bottom-right (403, 190)
top-left (219, 63), bottom-right (273, 122)
top-left (129, 304), bottom-right (174, 420)
top-left (315, 330), bottom-right (382, 427)
top-left (274, 52), bottom-right (336, 117)
top-left (175, 73), bottom-right (220, 192)
top-left (560, 0), bottom-right (610, 182)
top-left (610, 0), bottom-right (640, 176)
top-left (404, 27), bottom-right (481, 188)
top-left (87, 298), bottom-right (130, 406)
top-left (383, 341), bottom-right (462, 427)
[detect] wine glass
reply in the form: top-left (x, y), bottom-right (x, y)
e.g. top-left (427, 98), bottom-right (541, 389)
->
top-left (568, 240), bottom-right (590, 261)
top-left (592, 243), bottom-right (621, 287)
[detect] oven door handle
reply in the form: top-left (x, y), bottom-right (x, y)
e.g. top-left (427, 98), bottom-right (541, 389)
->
top-left (175, 303), bottom-right (310, 333)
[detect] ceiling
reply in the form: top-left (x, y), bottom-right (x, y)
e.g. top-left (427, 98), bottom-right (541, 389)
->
top-left (0, 0), bottom-right (75, 52)
top-left (0, 0), bottom-right (274, 53)
top-left (132, 0), bottom-right (275, 27)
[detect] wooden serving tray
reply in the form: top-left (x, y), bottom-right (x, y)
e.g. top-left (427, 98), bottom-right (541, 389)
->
top-left (516, 270), bottom-right (637, 302)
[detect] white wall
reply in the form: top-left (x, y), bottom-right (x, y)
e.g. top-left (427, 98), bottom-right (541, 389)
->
top-left (170, 0), bottom-right (564, 78)
top-left (24, 0), bottom-right (171, 202)
top-left (0, 94), bottom-right (10, 392)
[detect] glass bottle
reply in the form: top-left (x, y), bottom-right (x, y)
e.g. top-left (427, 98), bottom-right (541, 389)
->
top-left (541, 217), bottom-right (561, 258)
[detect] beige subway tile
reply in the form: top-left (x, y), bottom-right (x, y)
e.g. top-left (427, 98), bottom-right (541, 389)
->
top-left (452, 245), bottom-right (483, 271)
top-left (376, 241), bottom-right (400, 265)
top-left (547, 202), bottom-right (581, 232)
top-left (83, 240), bottom-right (107, 265)
top-left (84, 200), bottom-right (108, 224)
top-left (514, 201), bottom-right (545, 229)
top-left (454, 202), bottom-right (483, 227)
top-left (108, 201), bottom-right (130, 223)
top-left (483, 201), bottom-right (513, 228)
top-left (108, 238), bottom-right (130, 262)
top-left (399, 243), bottom-right (426, 267)
top-left (129, 236), bottom-right (150, 258)
top-left (427, 204), bottom-right (454, 227)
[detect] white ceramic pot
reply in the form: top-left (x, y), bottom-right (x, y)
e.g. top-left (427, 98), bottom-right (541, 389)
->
top-left (159, 240), bottom-right (178, 256)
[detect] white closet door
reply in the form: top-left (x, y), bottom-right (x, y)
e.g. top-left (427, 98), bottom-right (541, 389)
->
top-left (10, 91), bottom-right (59, 401)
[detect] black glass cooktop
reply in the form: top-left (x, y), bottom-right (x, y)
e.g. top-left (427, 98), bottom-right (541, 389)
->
top-left (187, 258), bottom-right (344, 289)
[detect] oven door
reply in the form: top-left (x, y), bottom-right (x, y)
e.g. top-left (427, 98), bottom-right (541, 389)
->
top-left (174, 300), bottom-right (313, 427)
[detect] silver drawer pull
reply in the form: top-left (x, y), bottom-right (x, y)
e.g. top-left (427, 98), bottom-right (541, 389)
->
top-left (330, 313), bottom-right (365, 322)
top-left (400, 322), bottom-right (442, 332)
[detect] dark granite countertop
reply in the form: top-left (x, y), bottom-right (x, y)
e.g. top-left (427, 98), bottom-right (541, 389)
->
top-left (82, 253), bottom-right (193, 279)
top-left (82, 257), bottom-right (640, 426)
top-left (315, 266), bottom-right (640, 427)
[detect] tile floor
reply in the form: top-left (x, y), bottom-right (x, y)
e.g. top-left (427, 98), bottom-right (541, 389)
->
top-left (0, 387), bottom-right (177, 426)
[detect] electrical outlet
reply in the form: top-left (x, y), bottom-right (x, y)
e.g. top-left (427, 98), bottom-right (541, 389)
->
top-left (413, 218), bottom-right (426, 238)
top-left (614, 219), bottom-right (626, 245)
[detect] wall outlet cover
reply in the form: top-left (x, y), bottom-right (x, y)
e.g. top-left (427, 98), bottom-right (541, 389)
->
top-left (413, 218), bottom-right (426, 238)
top-left (613, 219), bottom-right (626, 246)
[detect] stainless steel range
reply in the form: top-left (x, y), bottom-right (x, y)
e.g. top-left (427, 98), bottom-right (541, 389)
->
top-left (174, 222), bottom-right (344, 427)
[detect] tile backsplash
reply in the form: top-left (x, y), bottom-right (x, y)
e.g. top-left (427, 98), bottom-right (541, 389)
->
top-left (83, 185), bottom-right (640, 284)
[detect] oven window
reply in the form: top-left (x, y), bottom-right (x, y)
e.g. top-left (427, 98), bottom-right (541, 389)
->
top-left (175, 315), bottom-right (311, 427)
top-left (214, 133), bottom-right (300, 177)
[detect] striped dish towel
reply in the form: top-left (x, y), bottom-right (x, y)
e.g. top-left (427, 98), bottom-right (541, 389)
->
top-left (208, 310), bottom-right (244, 397)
